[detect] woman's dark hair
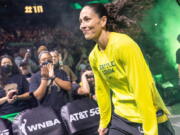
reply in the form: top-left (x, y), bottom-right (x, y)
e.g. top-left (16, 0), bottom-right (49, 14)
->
top-left (84, 1), bottom-right (136, 32)
top-left (84, 3), bottom-right (111, 31)
top-left (0, 55), bottom-right (20, 87)
top-left (85, 3), bottom-right (108, 18)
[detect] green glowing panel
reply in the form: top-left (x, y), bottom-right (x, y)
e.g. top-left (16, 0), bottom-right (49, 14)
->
top-left (154, 74), bottom-right (163, 83)
top-left (0, 112), bottom-right (19, 122)
top-left (70, 3), bottom-right (82, 9)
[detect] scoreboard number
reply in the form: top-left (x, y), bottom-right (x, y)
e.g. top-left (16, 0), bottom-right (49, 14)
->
top-left (25, 5), bottom-right (44, 14)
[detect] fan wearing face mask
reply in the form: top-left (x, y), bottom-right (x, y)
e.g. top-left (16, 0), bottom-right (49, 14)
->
top-left (28, 51), bottom-right (71, 113)
top-left (0, 55), bottom-right (37, 115)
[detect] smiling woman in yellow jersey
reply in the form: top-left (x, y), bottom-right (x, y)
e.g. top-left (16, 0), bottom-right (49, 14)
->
top-left (79, 3), bottom-right (174, 135)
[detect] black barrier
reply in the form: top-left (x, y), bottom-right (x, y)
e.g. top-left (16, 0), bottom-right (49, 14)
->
top-left (61, 98), bottom-right (99, 135)
top-left (0, 118), bottom-right (13, 135)
top-left (12, 106), bottom-right (66, 135)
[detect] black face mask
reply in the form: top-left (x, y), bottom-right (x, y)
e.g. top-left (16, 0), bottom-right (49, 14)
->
top-left (1, 65), bottom-right (13, 74)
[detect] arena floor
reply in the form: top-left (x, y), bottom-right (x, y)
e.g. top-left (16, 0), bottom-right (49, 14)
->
top-left (169, 103), bottom-right (180, 135)
top-left (170, 115), bottom-right (180, 134)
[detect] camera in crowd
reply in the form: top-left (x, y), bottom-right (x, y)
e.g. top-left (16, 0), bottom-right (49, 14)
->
top-left (86, 74), bottom-right (94, 79)
top-left (40, 60), bottom-right (53, 67)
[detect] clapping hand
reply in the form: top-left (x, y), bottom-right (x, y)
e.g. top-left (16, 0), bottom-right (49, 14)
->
top-left (41, 64), bottom-right (49, 79)
top-left (47, 63), bottom-right (55, 78)
top-left (7, 89), bottom-right (18, 104)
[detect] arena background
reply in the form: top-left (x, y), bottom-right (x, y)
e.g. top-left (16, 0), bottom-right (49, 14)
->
top-left (0, 0), bottom-right (180, 134)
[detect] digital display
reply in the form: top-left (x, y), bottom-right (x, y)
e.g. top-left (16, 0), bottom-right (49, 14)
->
top-left (24, 5), bottom-right (44, 14)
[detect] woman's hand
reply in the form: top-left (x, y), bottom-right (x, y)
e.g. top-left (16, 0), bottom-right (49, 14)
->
top-left (41, 65), bottom-right (49, 79)
top-left (47, 63), bottom-right (55, 78)
top-left (98, 127), bottom-right (108, 135)
top-left (7, 89), bottom-right (18, 104)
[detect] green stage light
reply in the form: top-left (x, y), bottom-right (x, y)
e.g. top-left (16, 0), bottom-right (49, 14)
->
top-left (71, 0), bottom-right (112, 10)
top-left (70, 3), bottom-right (82, 9)
top-left (86, 0), bottom-right (111, 4)
top-left (141, 0), bottom-right (180, 69)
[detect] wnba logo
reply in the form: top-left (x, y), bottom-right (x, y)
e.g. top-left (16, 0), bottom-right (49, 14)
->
top-left (18, 118), bottom-right (61, 134)
top-left (19, 119), bottom-right (27, 135)
top-left (177, 0), bottom-right (180, 6)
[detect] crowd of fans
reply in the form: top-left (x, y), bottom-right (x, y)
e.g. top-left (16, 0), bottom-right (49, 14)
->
top-left (0, 26), bottom-right (76, 48)
top-left (0, 24), bottom-right (89, 70)
top-left (0, 44), bottom-right (97, 134)
top-left (0, 40), bottom-right (95, 114)
top-left (0, 21), bottom-right (96, 124)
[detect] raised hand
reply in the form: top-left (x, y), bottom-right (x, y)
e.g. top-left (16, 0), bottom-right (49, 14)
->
top-left (47, 63), bottom-right (55, 78)
top-left (41, 65), bottom-right (49, 79)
